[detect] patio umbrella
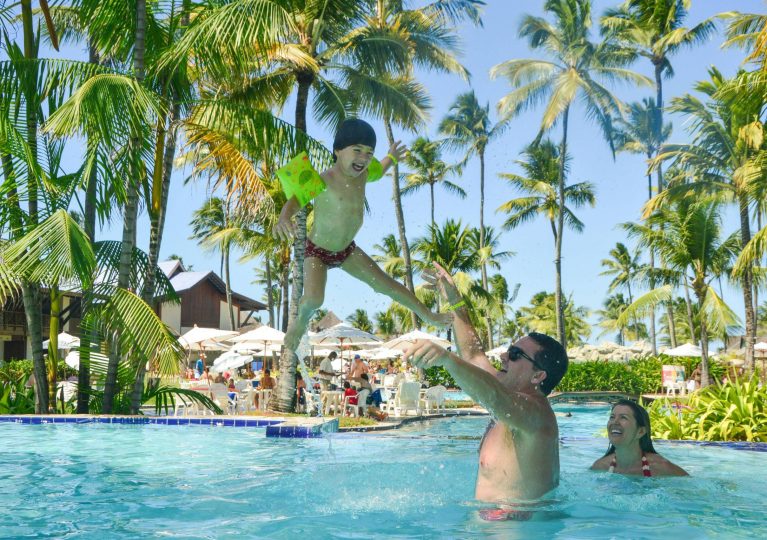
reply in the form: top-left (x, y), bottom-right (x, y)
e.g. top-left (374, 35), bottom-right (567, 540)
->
top-left (42, 331), bottom-right (80, 350)
top-left (662, 343), bottom-right (702, 357)
top-left (486, 345), bottom-right (508, 358)
top-left (382, 330), bottom-right (451, 351)
top-left (178, 325), bottom-right (239, 349)
top-left (63, 350), bottom-right (108, 369)
top-left (229, 325), bottom-right (285, 370)
top-left (755, 342), bottom-right (767, 351)
top-left (310, 323), bottom-right (381, 369)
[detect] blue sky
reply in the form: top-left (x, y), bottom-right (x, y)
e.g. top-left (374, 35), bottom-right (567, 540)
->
top-left (22, 1), bottom-right (767, 343)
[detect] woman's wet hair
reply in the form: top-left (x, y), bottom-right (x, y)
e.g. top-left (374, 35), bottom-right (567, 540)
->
top-left (604, 399), bottom-right (657, 456)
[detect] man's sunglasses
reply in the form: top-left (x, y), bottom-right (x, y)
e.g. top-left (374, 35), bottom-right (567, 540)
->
top-left (507, 345), bottom-right (546, 372)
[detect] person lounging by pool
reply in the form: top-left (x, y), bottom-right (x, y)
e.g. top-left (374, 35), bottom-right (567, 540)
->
top-left (403, 262), bottom-right (569, 514)
top-left (591, 400), bottom-right (688, 477)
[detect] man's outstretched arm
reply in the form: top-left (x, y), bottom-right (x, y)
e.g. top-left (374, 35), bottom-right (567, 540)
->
top-left (404, 340), bottom-right (548, 434)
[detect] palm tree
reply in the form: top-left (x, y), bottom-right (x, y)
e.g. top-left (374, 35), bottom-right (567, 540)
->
top-left (439, 90), bottom-right (505, 346)
top-left (372, 234), bottom-right (407, 282)
top-left (601, 0), bottom-right (715, 192)
top-left (600, 242), bottom-right (641, 304)
top-left (650, 67), bottom-right (765, 373)
top-left (347, 309), bottom-right (373, 333)
top-left (596, 293), bottom-right (648, 345)
top-left (516, 292), bottom-right (592, 346)
top-left (497, 140), bottom-right (596, 347)
top-left (491, 0), bottom-right (651, 347)
top-left (402, 137), bottom-right (465, 227)
top-left (622, 200), bottom-right (742, 386)
top-left (612, 97), bottom-right (673, 354)
top-left (189, 198), bottom-right (237, 330)
top-left (375, 309), bottom-right (397, 338)
top-left (439, 91), bottom-right (504, 288)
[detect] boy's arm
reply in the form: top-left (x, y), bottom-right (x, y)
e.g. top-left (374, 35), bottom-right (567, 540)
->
top-left (273, 196), bottom-right (300, 242)
top-left (404, 341), bottom-right (549, 433)
top-left (379, 140), bottom-right (407, 175)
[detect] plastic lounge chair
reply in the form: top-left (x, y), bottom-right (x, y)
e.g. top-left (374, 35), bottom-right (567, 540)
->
top-left (420, 385), bottom-right (447, 414)
top-left (384, 382), bottom-right (421, 417)
top-left (209, 383), bottom-right (236, 415)
top-left (343, 388), bottom-right (370, 417)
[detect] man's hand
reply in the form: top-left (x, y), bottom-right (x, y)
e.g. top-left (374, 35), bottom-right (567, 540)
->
top-left (402, 339), bottom-right (451, 369)
top-left (421, 262), bottom-right (461, 303)
top-left (388, 140), bottom-right (407, 162)
top-left (273, 212), bottom-right (296, 243)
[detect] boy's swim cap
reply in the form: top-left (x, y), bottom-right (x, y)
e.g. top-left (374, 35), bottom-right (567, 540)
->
top-left (333, 118), bottom-right (376, 152)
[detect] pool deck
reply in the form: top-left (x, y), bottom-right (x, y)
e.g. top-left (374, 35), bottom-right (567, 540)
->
top-left (337, 407), bottom-right (490, 433)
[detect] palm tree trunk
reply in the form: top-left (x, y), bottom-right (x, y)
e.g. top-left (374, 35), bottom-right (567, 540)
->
top-left (479, 150), bottom-right (492, 348)
top-left (20, 0), bottom-right (47, 412)
top-left (130, 99), bottom-right (180, 414)
top-left (737, 194), bottom-right (756, 374)
top-left (265, 256), bottom-right (275, 328)
top-left (77, 43), bottom-right (100, 414)
top-left (682, 275), bottom-right (696, 343)
top-left (385, 119), bottom-right (417, 330)
top-left (280, 261), bottom-right (289, 333)
top-left (697, 292), bottom-right (711, 387)
top-left (47, 286), bottom-right (61, 410)
top-left (429, 183), bottom-right (435, 228)
top-left (104, 0), bottom-right (147, 414)
top-left (555, 107), bottom-right (569, 349)
top-left (224, 245), bottom-right (236, 330)
top-left (644, 158), bottom-right (657, 355)
top-left (666, 302), bottom-right (678, 348)
top-left (273, 73), bottom-right (313, 412)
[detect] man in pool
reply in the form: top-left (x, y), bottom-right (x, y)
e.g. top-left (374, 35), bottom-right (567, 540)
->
top-left (403, 263), bottom-right (568, 518)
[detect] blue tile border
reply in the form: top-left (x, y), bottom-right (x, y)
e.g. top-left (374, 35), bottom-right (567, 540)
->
top-left (0, 415), bottom-right (337, 438)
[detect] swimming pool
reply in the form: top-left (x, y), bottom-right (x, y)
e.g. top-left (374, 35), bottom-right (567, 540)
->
top-left (1, 405), bottom-right (765, 538)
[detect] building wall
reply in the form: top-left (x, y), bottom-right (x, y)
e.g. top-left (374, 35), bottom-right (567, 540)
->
top-left (219, 301), bottom-right (240, 331)
top-left (161, 301), bottom-right (182, 335)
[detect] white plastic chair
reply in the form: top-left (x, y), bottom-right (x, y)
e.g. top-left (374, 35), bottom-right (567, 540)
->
top-left (210, 383), bottom-right (236, 415)
top-left (384, 382), bottom-right (421, 417)
top-left (420, 385), bottom-right (447, 414)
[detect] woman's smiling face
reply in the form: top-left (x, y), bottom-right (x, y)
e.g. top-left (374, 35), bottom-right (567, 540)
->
top-left (607, 404), bottom-right (646, 447)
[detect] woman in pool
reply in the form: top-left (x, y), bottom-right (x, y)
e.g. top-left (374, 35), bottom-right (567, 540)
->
top-left (591, 400), bottom-right (688, 477)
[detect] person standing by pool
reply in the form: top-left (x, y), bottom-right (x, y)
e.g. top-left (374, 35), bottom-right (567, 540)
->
top-left (591, 400), bottom-right (688, 477)
top-left (403, 262), bottom-right (569, 508)
top-left (318, 351), bottom-right (338, 391)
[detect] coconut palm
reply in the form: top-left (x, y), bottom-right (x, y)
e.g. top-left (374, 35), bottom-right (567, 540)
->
top-left (372, 234), bottom-right (407, 282)
top-left (649, 67), bottom-right (765, 373)
top-left (601, 0), bottom-right (715, 191)
top-left (596, 293), bottom-right (648, 345)
top-left (621, 200), bottom-right (742, 386)
top-left (491, 0), bottom-right (650, 347)
top-left (516, 291), bottom-right (592, 346)
top-left (374, 309), bottom-right (397, 338)
top-left (401, 137), bottom-right (465, 226)
top-left (600, 243), bottom-right (641, 304)
top-left (497, 140), bottom-right (596, 347)
top-left (439, 91), bottom-right (504, 290)
top-left (347, 309), bottom-right (374, 333)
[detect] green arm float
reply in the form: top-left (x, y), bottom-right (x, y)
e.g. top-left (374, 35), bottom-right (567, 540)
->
top-left (277, 153), bottom-right (384, 207)
top-left (276, 152), bottom-right (327, 207)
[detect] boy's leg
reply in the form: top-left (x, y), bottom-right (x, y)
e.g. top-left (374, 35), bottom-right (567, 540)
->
top-left (283, 257), bottom-right (328, 350)
top-left (341, 247), bottom-right (451, 327)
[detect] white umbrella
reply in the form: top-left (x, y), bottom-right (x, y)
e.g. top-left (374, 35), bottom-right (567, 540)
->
top-left (63, 350), bottom-right (108, 369)
top-left (366, 347), bottom-right (402, 360)
top-left (211, 352), bottom-right (253, 373)
top-left (230, 325), bottom-right (285, 343)
top-left (310, 323), bottom-right (381, 346)
top-left (178, 325), bottom-right (239, 349)
top-left (486, 345), bottom-right (507, 358)
top-left (662, 343), bottom-right (702, 357)
top-left (383, 330), bottom-right (451, 351)
top-left (754, 341), bottom-right (767, 351)
top-left (229, 326), bottom-right (285, 370)
top-left (43, 332), bottom-right (80, 350)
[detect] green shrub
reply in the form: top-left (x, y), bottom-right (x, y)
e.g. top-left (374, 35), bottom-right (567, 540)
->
top-left (648, 377), bottom-right (767, 442)
top-left (557, 361), bottom-right (644, 394)
top-left (0, 380), bottom-right (36, 414)
top-left (424, 366), bottom-right (456, 388)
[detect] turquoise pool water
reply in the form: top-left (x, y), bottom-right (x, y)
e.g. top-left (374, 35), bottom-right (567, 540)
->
top-left (1, 406), bottom-right (765, 539)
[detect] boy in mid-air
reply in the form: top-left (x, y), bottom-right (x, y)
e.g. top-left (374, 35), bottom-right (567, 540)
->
top-left (273, 119), bottom-right (450, 351)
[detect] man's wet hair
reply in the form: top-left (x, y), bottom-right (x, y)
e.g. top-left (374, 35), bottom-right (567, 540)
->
top-left (527, 332), bottom-right (569, 396)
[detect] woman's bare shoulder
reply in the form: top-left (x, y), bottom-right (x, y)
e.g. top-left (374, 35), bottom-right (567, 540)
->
top-left (590, 455), bottom-right (611, 470)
